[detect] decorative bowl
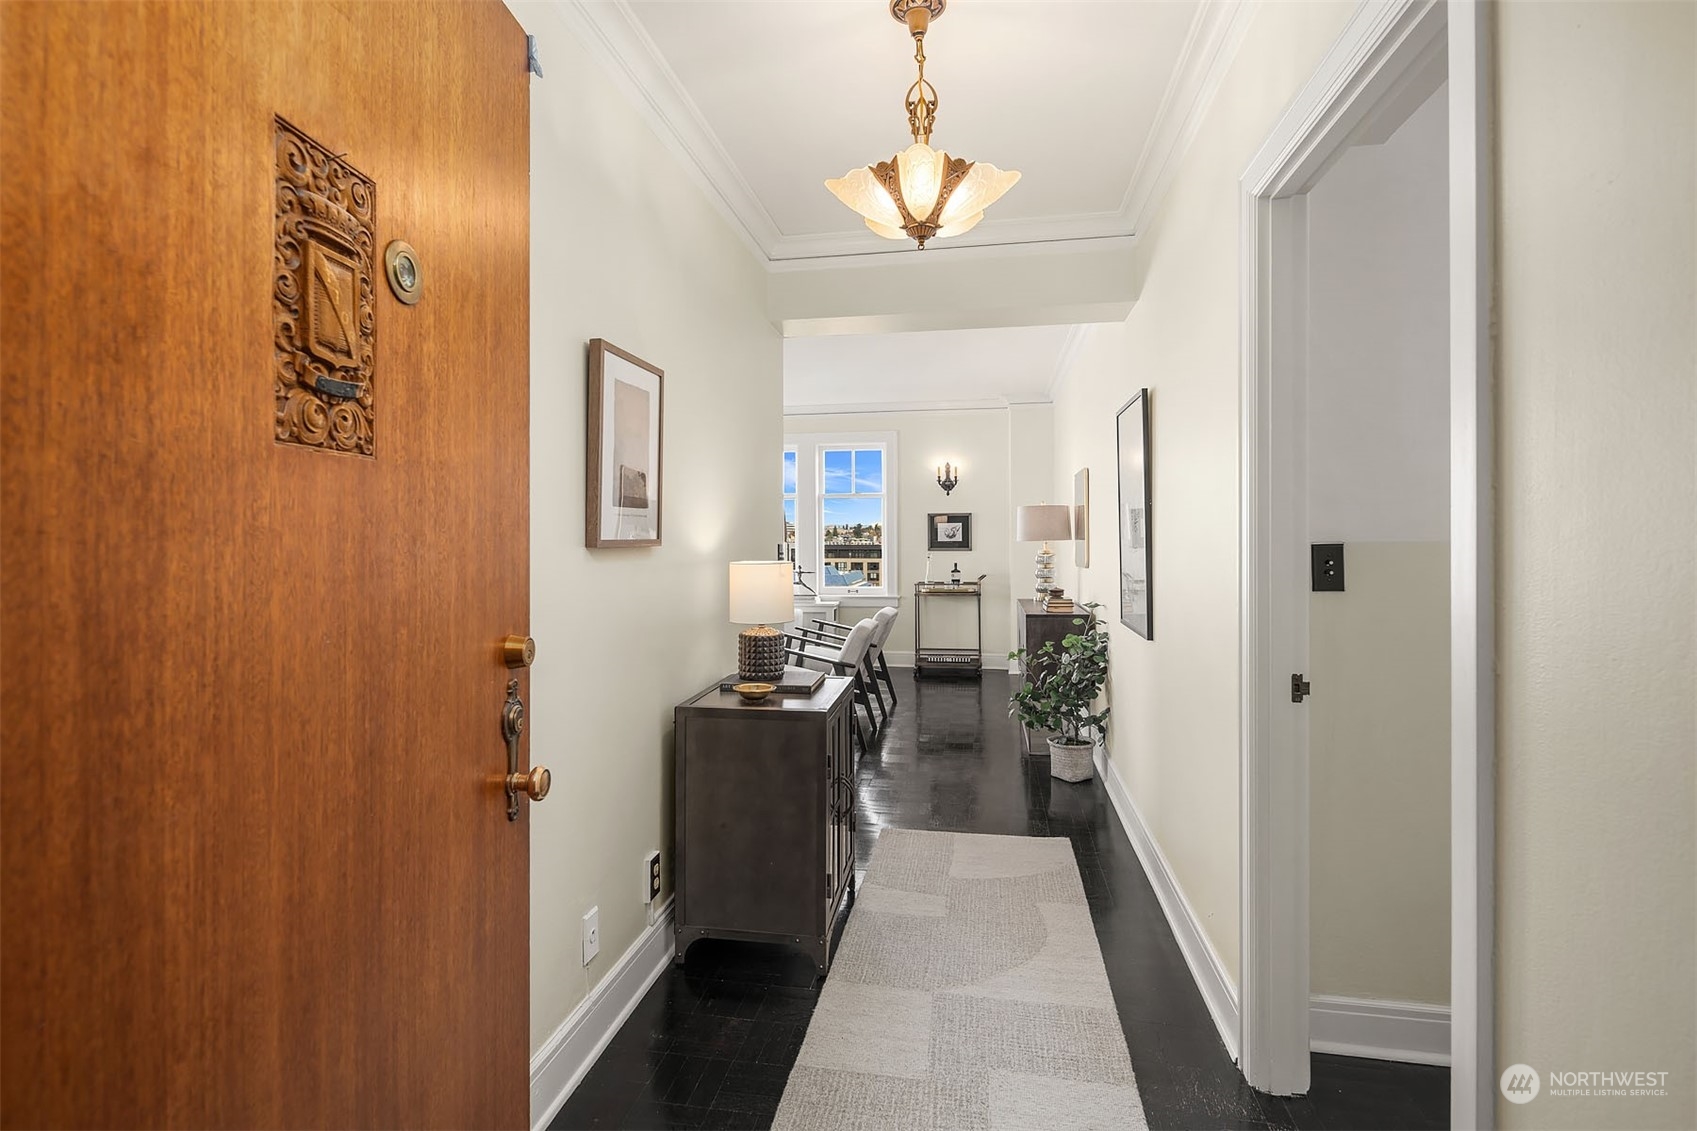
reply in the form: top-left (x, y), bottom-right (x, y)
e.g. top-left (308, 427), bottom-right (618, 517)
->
top-left (733, 682), bottom-right (776, 703)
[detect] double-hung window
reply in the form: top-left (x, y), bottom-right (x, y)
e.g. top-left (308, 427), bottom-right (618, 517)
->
top-left (783, 432), bottom-right (897, 599)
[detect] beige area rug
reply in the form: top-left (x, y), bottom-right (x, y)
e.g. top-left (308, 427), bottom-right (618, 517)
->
top-left (773, 829), bottom-right (1148, 1131)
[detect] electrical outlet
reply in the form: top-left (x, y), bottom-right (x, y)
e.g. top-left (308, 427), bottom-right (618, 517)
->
top-left (643, 850), bottom-right (662, 904)
top-left (581, 906), bottom-right (599, 966)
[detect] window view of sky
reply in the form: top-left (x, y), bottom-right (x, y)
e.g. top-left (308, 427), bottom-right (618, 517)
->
top-left (823, 449), bottom-right (884, 536)
top-left (823, 448), bottom-right (882, 494)
top-left (787, 445), bottom-right (886, 589)
top-left (823, 497), bottom-right (883, 527)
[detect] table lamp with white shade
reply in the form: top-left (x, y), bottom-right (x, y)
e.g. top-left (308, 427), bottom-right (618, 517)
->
top-left (728, 560), bottom-right (794, 683)
top-left (1014, 504), bottom-right (1073, 598)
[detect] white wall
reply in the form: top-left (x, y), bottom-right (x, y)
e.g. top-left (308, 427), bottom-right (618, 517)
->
top-left (1307, 86), bottom-right (1450, 547)
top-left (783, 407), bottom-right (1041, 667)
top-left (1304, 86), bottom-right (1449, 1007)
top-left (771, 244), bottom-right (1138, 336)
top-left (1495, 3), bottom-right (1696, 1127)
top-left (1009, 402), bottom-right (1059, 612)
top-left (511, 0), bottom-right (782, 1064)
top-left (1051, 0), bottom-right (1359, 986)
top-left (1308, 544), bottom-right (1449, 1004)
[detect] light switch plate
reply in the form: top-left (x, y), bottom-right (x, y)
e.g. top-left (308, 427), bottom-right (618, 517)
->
top-left (1311, 542), bottom-right (1346, 592)
top-left (582, 906), bottom-right (599, 966)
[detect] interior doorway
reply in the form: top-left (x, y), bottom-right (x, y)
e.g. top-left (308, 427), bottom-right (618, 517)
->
top-left (1304, 78), bottom-right (1452, 1066)
top-left (1236, 0), bottom-right (1496, 1123)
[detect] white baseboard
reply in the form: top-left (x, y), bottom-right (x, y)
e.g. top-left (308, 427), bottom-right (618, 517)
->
top-left (530, 898), bottom-right (676, 1131)
top-left (1091, 752), bottom-right (1449, 1072)
top-left (1094, 748), bottom-right (1243, 1062)
top-left (884, 651), bottom-right (1011, 671)
top-left (1310, 995), bottom-right (1451, 1066)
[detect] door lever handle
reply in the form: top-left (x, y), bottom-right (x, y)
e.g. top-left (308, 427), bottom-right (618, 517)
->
top-left (507, 766), bottom-right (551, 802)
top-left (502, 678), bottom-right (549, 820)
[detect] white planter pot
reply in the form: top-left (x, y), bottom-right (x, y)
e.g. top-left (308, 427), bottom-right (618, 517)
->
top-left (1047, 738), bottom-right (1094, 783)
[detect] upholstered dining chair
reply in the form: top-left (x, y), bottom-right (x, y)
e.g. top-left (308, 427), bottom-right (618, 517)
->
top-left (785, 617), bottom-right (880, 751)
top-left (808, 607), bottom-right (898, 711)
top-left (789, 611), bottom-right (892, 729)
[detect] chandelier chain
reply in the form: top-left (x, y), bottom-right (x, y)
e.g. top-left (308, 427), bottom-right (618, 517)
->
top-left (905, 33), bottom-right (939, 144)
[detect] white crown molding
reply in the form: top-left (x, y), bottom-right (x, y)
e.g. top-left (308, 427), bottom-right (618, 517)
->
top-left (552, 0), bottom-right (778, 263)
top-left (766, 233), bottom-right (1139, 274)
top-left (767, 210), bottom-right (1134, 263)
top-left (1044, 325), bottom-right (1094, 402)
top-left (557, 0), bottom-right (1250, 269)
top-left (1115, 0), bottom-right (1254, 232)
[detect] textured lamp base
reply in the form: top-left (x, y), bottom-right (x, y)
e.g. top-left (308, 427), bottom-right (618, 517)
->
top-left (738, 625), bottom-right (786, 683)
top-left (1033, 542), bottom-right (1056, 598)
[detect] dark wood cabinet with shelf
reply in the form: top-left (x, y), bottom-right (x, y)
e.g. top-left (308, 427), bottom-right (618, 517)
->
top-left (1015, 599), bottom-right (1095, 754)
top-left (673, 676), bottom-right (856, 973)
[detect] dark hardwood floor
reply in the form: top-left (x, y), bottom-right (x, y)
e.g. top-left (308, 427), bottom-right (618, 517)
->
top-left (550, 668), bottom-right (1448, 1130)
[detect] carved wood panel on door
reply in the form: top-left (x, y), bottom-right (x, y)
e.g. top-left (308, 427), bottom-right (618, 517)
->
top-left (1, 2), bottom-right (532, 1126)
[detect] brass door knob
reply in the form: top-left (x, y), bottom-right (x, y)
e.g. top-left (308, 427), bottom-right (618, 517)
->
top-left (507, 766), bottom-right (550, 802)
top-left (502, 635), bottom-right (536, 668)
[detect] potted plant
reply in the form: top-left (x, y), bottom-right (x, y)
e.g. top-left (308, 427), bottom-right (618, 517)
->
top-left (1007, 603), bottom-right (1110, 782)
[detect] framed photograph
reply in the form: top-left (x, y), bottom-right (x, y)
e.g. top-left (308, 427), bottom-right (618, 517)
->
top-left (1116, 390), bottom-right (1152, 638)
top-left (926, 512), bottom-right (972, 551)
top-left (586, 339), bottom-right (663, 548)
top-left (1073, 468), bottom-right (1090, 567)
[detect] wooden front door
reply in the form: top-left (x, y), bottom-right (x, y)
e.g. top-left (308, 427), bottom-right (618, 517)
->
top-left (1, 2), bottom-right (532, 1126)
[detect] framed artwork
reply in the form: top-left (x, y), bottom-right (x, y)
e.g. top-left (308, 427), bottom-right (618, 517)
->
top-left (586, 339), bottom-right (663, 548)
top-left (1116, 390), bottom-right (1152, 638)
top-left (1073, 468), bottom-right (1090, 567)
top-left (927, 513), bottom-right (972, 551)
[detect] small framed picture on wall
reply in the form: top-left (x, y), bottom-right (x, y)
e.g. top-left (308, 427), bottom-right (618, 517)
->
top-left (586, 338), bottom-right (664, 548)
top-left (927, 513), bottom-right (972, 551)
top-left (1116, 389), bottom-right (1153, 638)
top-left (1073, 468), bottom-right (1090, 567)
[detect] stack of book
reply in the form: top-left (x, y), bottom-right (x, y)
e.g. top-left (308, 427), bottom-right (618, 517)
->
top-left (1042, 589), bottom-right (1076, 613)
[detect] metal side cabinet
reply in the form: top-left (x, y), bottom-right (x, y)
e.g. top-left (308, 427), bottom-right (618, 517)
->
top-left (673, 675), bottom-right (856, 974)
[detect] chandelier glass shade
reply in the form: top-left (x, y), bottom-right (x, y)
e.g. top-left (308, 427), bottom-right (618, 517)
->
top-left (825, 1), bottom-right (1020, 249)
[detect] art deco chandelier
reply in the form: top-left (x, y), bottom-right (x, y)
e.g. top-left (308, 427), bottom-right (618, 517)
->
top-left (825, 0), bottom-right (1020, 250)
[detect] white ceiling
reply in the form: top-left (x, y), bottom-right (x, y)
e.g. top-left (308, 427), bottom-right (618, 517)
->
top-left (562, 0), bottom-right (1251, 262)
top-left (783, 325), bottom-right (1085, 412)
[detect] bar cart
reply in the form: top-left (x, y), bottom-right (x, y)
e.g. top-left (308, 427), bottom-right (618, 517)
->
top-left (912, 579), bottom-right (983, 678)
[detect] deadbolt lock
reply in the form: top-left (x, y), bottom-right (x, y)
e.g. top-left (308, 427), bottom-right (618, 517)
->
top-left (502, 634), bottom-right (536, 668)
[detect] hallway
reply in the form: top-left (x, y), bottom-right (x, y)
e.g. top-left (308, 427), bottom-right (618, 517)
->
top-left (551, 670), bottom-right (1448, 1130)
top-left (1, 1), bottom-right (1691, 1126)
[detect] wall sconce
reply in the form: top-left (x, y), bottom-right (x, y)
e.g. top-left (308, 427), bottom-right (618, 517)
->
top-left (936, 462), bottom-right (960, 495)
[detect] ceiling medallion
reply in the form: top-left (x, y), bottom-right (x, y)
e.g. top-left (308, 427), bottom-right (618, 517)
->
top-left (825, 0), bottom-right (1020, 250)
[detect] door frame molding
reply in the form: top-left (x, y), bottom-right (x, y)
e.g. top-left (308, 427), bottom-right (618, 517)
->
top-left (1236, 1), bottom-right (1496, 1125)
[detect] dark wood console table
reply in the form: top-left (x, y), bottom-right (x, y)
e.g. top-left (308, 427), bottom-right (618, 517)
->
top-left (1016, 599), bottom-right (1094, 753)
top-left (673, 676), bottom-right (856, 973)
